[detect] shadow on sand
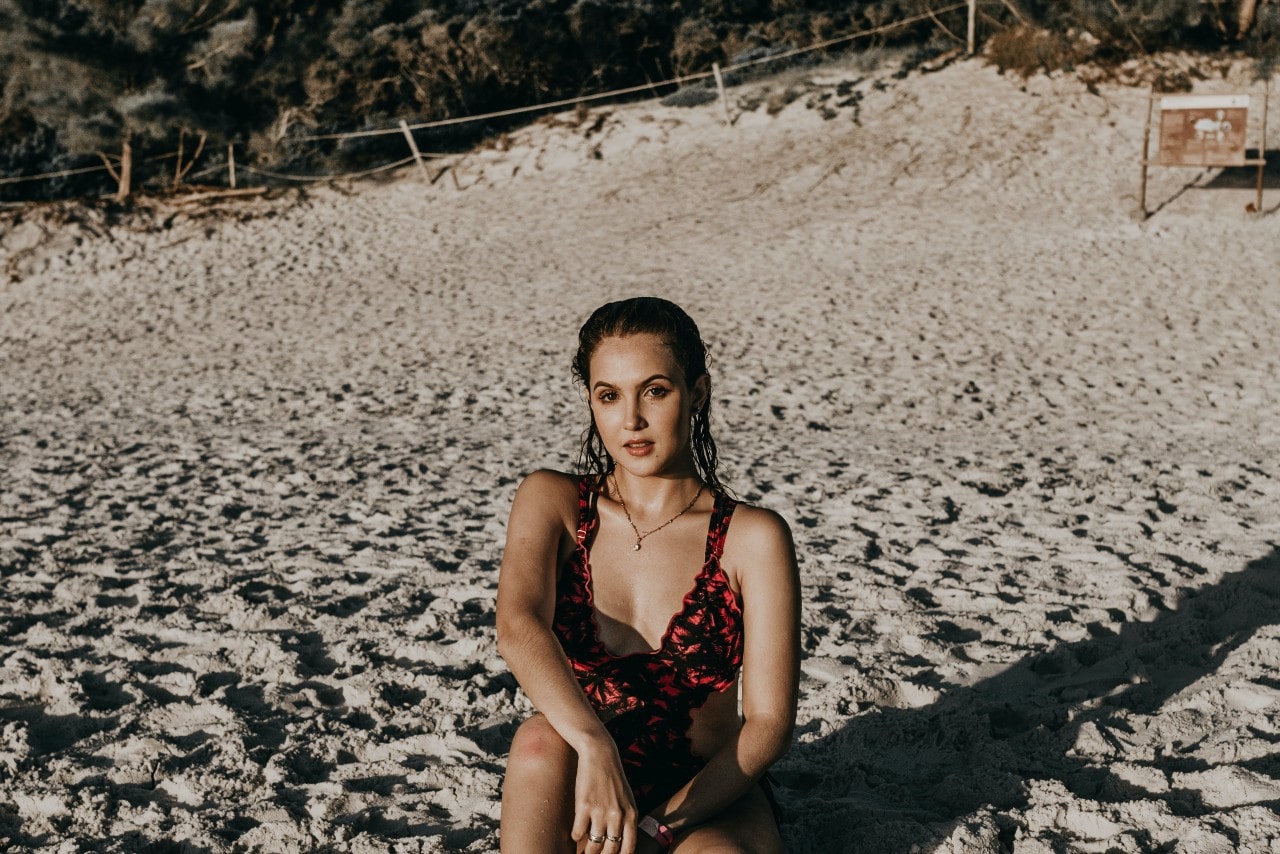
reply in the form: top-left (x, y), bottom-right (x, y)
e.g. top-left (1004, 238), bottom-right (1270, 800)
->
top-left (1142, 149), bottom-right (1280, 216)
top-left (778, 547), bottom-right (1280, 851)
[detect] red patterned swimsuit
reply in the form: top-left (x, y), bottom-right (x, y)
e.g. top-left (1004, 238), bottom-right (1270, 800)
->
top-left (553, 477), bottom-right (743, 812)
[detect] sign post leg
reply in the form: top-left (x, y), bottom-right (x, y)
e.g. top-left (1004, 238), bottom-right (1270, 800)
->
top-left (1138, 89), bottom-right (1154, 219)
top-left (1257, 80), bottom-right (1269, 215)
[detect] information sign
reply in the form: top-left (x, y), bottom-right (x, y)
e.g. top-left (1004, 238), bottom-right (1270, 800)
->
top-left (1157, 94), bottom-right (1250, 167)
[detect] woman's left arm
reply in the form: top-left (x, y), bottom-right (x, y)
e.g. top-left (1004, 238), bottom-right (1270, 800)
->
top-left (646, 506), bottom-right (801, 836)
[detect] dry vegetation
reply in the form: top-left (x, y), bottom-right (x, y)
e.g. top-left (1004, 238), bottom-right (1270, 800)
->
top-left (0, 0), bottom-right (1276, 202)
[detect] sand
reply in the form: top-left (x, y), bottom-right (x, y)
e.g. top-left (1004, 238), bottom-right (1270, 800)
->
top-left (2, 51), bottom-right (1280, 852)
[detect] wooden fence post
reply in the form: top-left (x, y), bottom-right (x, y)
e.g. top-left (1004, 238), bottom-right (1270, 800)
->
top-left (712, 62), bottom-right (732, 126)
top-left (400, 119), bottom-right (431, 182)
top-left (174, 129), bottom-right (185, 191)
top-left (967, 0), bottom-right (976, 55)
top-left (117, 139), bottom-right (132, 202)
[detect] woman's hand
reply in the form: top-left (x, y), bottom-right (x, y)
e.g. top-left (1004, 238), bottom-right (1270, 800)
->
top-left (570, 736), bottom-right (638, 854)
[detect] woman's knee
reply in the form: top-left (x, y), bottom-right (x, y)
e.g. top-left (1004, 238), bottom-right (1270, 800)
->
top-left (506, 715), bottom-right (575, 780)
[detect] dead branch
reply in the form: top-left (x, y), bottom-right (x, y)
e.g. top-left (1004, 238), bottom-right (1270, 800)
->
top-left (97, 151), bottom-right (121, 184)
top-left (178, 132), bottom-right (208, 183)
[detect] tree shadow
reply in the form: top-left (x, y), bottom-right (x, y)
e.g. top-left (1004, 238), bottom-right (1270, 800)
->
top-left (1200, 149), bottom-right (1280, 190)
top-left (777, 547), bottom-right (1280, 850)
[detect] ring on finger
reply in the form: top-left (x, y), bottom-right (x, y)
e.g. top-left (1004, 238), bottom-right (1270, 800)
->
top-left (588, 832), bottom-right (606, 843)
top-left (606, 834), bottom-right (622, 842)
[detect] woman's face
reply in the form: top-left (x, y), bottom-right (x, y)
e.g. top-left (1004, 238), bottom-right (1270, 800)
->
top-left (587, 333), bottom-right (707, 478)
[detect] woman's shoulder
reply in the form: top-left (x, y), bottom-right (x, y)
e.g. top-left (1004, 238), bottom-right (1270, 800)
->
top-left (518, 468), bottom-right (581, 490)
top-left (724, 498), bottom-right (794, 548)
top-left (506, 470), bottom-right (585, 534)
top-left (511, 469), bottom-right (586, 513)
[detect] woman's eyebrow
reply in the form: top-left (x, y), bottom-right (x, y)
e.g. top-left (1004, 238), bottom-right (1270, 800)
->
top-left (592, 374), bottom-right (672, 390)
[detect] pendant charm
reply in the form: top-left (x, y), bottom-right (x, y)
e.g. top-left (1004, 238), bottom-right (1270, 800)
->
top-left (633, 543), bottom-right (641, 551)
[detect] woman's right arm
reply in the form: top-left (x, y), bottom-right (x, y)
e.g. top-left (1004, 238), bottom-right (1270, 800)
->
top-left (495, 470), bottom-right (640, 852)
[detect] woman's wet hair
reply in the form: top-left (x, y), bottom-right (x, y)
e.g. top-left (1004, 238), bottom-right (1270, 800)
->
top-left (572, 297), bottom-right (723, 493)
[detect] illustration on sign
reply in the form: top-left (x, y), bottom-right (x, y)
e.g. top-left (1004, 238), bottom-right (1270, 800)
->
top-left (1158, 94), bottom-right (1250, 167)
top-left (1192, 111), bottom-right (1231, 141)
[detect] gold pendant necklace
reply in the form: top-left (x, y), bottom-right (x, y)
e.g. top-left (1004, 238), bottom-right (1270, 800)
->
top-left (611, 474), bottom-right (704, 551)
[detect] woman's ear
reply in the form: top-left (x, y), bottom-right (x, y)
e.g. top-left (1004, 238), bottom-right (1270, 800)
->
top-left (692, 374), bottom-right (710, 411)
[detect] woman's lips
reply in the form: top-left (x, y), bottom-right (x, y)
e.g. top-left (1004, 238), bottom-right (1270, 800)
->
top-left (623, 441), bottom-right (654, 457)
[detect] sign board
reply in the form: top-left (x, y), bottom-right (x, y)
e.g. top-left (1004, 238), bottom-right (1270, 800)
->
top-left (1158, 94), bottom-right (1250, 166)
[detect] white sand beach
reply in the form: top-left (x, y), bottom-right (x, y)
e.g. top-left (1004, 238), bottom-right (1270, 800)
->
top-left (3, 52), bottom-right (1280, 852)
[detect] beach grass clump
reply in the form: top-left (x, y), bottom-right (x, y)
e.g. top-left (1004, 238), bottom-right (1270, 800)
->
top-left (985, 25), bottom-right (1090, 78)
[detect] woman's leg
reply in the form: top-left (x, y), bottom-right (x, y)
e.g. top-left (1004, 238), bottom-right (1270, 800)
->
top-left (500, 714), bottom-right (578, 853)
top-left (668, 783), bottom-right (783, 854)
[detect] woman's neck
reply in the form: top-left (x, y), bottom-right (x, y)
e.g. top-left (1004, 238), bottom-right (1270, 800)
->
top-left (608, 466), bottom-right (703, 518)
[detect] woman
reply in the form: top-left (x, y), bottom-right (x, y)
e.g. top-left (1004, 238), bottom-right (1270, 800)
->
top-left (496, 297), bottom-right (800, 853)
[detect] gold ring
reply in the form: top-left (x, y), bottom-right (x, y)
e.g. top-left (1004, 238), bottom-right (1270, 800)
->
top-left (588, 833), bottom-right (606, 843)
top-left (606, 834), bottom-right (622, 842)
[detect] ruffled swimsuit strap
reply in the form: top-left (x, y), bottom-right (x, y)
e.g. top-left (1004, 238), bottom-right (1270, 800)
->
top-left (704, 489), bottom-right (737, 565)
top-left (575, 475), bottom-right (599, 546)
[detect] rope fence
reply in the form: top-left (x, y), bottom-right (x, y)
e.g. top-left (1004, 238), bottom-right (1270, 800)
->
top-left (0, 163), bottom-right (113, 186)
top-left (297, 2), bottom-right (968, 141)
top-left (717, 2), bottom-right (969, 73)
top-left (0, 2), bottom-right (971, 194)
top-left (295, 73), bottom-right (717, 142)
top-left (0, 148), bottom-right (183, 186)
top-left (238, 155), bottom-right (420, 182)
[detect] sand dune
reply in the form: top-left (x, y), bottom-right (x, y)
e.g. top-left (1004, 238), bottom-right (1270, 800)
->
top-left (2, 52), bottom-right (1280, 852)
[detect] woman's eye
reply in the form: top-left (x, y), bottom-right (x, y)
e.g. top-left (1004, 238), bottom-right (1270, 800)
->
top-left (646, 386), bottom-right (669, 398)
top-left (597, 391), bottom-right (618, 403)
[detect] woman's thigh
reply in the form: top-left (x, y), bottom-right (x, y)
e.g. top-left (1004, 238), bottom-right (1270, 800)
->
top-left (670, 783), bottom-right (783, 854)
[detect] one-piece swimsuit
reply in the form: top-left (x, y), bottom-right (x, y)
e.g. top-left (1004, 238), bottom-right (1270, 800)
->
top-left (552, 476), bottom-right (743, 813)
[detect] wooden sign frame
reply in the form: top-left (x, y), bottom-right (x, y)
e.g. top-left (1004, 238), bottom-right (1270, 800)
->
top-left (1137, 82), bottom-right (1270, 218)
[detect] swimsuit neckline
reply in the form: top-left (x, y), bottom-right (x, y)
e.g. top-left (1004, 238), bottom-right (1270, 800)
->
top-left (578, 483), bottom-right (731, 659)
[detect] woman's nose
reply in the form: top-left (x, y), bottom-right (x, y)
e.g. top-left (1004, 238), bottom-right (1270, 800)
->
top-left (624, 399), bottom-right (646, 431)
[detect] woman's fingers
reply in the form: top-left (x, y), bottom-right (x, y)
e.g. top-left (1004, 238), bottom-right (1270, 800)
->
top-left (602, 814), bottom-right (629, 851)
top-left (620, 820), bottom-right (637, 854)
top-left (573, 806), bottom-right (632, 853)
top-left (571, 805), bottom-right (603, 849)
top-left (570, 805), bottom-right (590, 842)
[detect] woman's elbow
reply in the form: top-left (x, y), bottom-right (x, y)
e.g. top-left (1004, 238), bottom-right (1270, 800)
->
top-left (767, 721), bottom-right (795, 765)
top-left (496, 610), bottom-right (545, 665)
top-left (495, 611), bottom-right (523, 663)
top-left (745, 712), bottom-right (796, 765)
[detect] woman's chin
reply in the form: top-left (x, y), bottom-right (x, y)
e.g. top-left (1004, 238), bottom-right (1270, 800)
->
top-left (613, 459), bottom-right (661, 478)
